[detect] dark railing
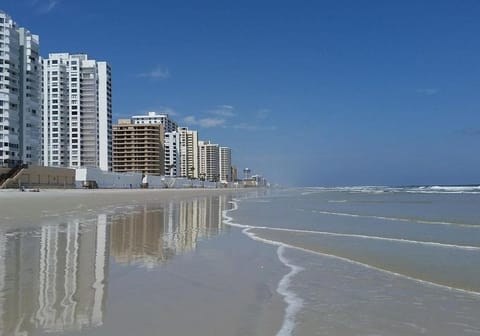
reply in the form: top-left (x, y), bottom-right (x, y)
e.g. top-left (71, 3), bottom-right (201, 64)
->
top-left (0, 163), bottom-right (28, 187)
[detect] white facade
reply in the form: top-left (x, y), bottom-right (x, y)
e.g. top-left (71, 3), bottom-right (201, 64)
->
top-left (164, 131), bottom-right (180, 177)
top-left (178, 127), bottom-right (198, 179)
top-left (131, 112), bottom-right (177, 133)
top-left (42, 53), bottom-right (112, 171)
top-left (219, 146), bottom-right (232, 182)
top-left (198, 140), bottom-right (219, 181)
top-left (0, 12), bottom-right (41, 166)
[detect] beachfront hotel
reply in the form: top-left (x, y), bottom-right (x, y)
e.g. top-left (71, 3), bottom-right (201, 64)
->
top-left (198, 140), bottom-right (220, 181)
top-left (112, 119), bottom-right (165, 175)
top-left (178, 126), bottom-right (199, 179)
top-left (42, 53), bottom-right (112, 171)
top-left (0, 11), bottom-right (41, 167)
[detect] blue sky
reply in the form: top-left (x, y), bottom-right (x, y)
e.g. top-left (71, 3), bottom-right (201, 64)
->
top-left (3, 0), bottom-right (480, 186)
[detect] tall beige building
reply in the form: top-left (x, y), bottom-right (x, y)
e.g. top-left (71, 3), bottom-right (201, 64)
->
top-left (178, 127), bottom-right (198, 179)
top-left (112, 119), bottom-right (164, 175)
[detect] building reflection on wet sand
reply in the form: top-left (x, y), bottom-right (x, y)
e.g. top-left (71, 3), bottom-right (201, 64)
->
top-left (0, 195), bottom-right (230, 335)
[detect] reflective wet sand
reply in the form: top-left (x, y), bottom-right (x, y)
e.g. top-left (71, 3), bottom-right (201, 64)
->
top-left (0, 190), bottom-right (285, 336)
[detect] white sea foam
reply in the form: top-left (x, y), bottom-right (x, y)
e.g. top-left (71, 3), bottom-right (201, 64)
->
top-left (303, 185), bottom-right (480, 194)
top-left (275, 246), bottom-right (304, 336)
top-left (222, 200), bottom-right (304, 336)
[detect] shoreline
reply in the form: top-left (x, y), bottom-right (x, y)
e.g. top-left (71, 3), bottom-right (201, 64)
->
top-left (0, 188), bottom-right (247, 228)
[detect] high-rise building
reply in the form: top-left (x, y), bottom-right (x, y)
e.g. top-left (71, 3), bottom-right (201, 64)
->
top-left (42, 53), bottom-right (112, 171)
top-left (131, 112), bottom-right (179, 175)
top-left (131, 111), bottom-right (177, 133)
top-left (219, 146), bottom-right (232, 182)
top-left (198, 140), bottom-right (219, 181)
top-left (0, 11), bottom-right (41, 166)
top-left (112, 119), bottom-right (164, 175)
top-left (178, 127), bottom-right (198, 179)
top-left (164, 131), bottom-right (180, 177)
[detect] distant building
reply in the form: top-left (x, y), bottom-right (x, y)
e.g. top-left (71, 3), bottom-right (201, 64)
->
top-left (198, 140), bottom-right (219, 181)
top-left (131, 112), bottom-right (177, 133)
top-left (178, 127), bottom-right (198, 179)
top-left (112, 119), bottom-right (164, 175)
top-left (219, 147), bottom-right (232, 182)
top-left (231, 165), bottom-right (238, 181)
top-left (0, 11), bottom-right (41, 166)
top-left (164, 131), bottom-right (181, 177)
top-left (42, 53), bottom-right (112, 171)
top-left (243, 167), bottom-right (251, 180)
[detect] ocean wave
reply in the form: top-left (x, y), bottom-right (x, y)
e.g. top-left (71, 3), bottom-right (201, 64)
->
top-left (303, 209), bottom-right (480, 228)
top-left (256, 227), bottom-right (480, 251)
top-left (301, 185), bottom-right (480, 194)
top-left (223, 200), bottom-right (480, 300)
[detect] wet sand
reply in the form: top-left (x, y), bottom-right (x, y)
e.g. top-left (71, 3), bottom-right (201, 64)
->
top-left (0, 188), bottom-right (288, 336)
top-left (0, 189), bottom-right (243, 228)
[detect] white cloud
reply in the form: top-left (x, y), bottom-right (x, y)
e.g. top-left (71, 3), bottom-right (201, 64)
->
top-left (256, 108), bottom-right (271, 119)
top-left (209, 105), bottom-right (235, 117)
top-left (416, 88), bottom-right (439, 95)
top-left (183, 116), bottom-right (226, 128)
top-left (137, 66), bottom-right (170, 79)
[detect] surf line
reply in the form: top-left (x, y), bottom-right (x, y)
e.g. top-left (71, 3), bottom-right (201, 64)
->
top-left (223, 200), bottom-right (480, 300)
top-left (299, 208), bottom-right (480, 228)
top-left (222, 199), bottom-right (304, 336)
top-left (262, 227), bottom-right (480, 251)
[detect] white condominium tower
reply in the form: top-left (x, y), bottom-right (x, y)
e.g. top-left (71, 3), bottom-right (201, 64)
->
top-left (219, 146), bottom-right (232, 182)
top-left (0, 11), bottom-right (41, 166)
top-left (198, 140), bottom-right (219, 181)
top-left (178, 127), bottom-right (198, 179)
top-left (164, 131), bottom-right (180, 177)
top-left (42, 53), bottom-right (112, 171)
top-left (131, 111), bottom-right (178, 133)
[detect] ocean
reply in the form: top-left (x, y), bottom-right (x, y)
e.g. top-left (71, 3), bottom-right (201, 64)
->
top-left (228, 186), bottom-right (480, 335)
top-left (0, 187), bottom-right (479, 336)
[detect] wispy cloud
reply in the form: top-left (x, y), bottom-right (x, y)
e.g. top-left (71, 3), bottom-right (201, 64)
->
top-left (416, 88), bottom-right (439, 96)
top-left (137, 66), bottom-right (170, 80)
top-left (233, 123), bottom-right (277, 131)
top-left (141, 106), bottom-right (178, 116)
top-left (183, 116), bottom-right (226, 128)
top-left (256, 108), bottom-right (271, 119)
top-left (32, 0), bottom-right (61, 13)
top-left (455, 127), bottom-right (480, 136)
top-left (209, 105), bottom-right (235, 117)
